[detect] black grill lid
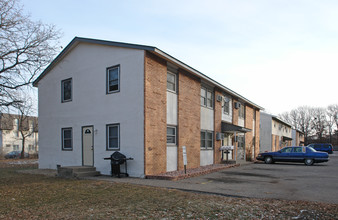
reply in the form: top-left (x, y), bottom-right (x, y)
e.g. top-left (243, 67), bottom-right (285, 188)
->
top-left (111, 151), bottom-right (126, 161)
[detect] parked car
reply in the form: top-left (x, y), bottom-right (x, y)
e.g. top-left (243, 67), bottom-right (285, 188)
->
top-left (307, 143), bottom-right (334, 154)
top-left (4, 151), bottom-right (29, 159)
top-left (256, 146), bottom-right (329, 166)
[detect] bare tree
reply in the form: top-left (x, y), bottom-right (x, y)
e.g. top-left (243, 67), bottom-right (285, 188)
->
top-left (311, 108), bottom-right (327, 142)
top-left (0, 0), bottom-right (61, 110)
top-left (297, 106), bottom-right (312, 144)
top-left (327, 104), bottom-right (338, 144)
top-left (11, 93), bottom-right (36, 159)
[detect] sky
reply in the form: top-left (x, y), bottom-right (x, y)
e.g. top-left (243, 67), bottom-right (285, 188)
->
top-left (23, 0), bottom-right (338, 115)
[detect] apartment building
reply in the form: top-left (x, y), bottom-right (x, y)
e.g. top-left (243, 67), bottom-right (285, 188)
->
top-left (33, 37), bottom-right (263, 177)
top-left (260, 112), bottom-right (292, 152)
top-left (292, 129), bottom-right (305, 146)
top-left (0, 113), bottom-right (39, 156)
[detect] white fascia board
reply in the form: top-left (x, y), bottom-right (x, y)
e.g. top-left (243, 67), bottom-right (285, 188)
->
top-left (153, 48), bottom-right (264, 110)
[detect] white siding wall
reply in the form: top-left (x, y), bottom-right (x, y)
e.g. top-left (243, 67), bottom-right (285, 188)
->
top-left (200, 150), bottom-right (213, 166)
top-left (38, 43), bottom-right (145, 177)
top-left (166, 91), bottom-right (178, 172)
top-left (271, 120), bottom-right (292, 138)
top-left (201, 107), bottom-right (214, 130)
top-left (167, 92), bottom-right (177, 125)
top-left (238, 118), bottom-right (245, 127)
top-left (200, 104), bottom-right (214, 166)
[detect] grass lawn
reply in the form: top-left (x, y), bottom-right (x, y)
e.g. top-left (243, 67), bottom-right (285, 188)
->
top-left (0, 160), bottom-right (337, 219)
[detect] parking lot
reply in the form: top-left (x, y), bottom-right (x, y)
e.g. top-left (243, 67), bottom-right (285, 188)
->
top-left (107, 153), bottom-right (338, 204)
top-left (178, 153), bottom-right (338, 204)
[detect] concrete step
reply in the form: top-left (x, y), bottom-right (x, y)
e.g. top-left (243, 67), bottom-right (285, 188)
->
top-left (57, 166), bottom-right (100, 178)
top-left (74, 171), bottom-right (101, 178)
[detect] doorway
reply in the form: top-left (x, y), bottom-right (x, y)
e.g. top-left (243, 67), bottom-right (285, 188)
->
top-left (82, 126), bottom-right (94, 166)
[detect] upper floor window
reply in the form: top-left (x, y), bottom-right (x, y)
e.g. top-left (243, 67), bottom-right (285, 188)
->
top-left (107, 124), bottom-right (120, 150)
top-left (167, 72), bottom-right (176, 92)
top-left (223, 97), bottom-right (230, 114)
top-left (238, 103), bottom-right (245, 119)
top-left (61, 78), bottom-right (72, 102)
top-left (201, 86), bottom-right (213, 108)
top-left (107, 65), bottom-right (120, 93)
top-left (62, 127), bottom-right (73, 150)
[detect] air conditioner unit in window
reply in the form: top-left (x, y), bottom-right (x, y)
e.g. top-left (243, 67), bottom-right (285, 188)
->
top-left (235, 102), bottom-right (241, 109)
top-left (216, 95), bottom-right (222, 102)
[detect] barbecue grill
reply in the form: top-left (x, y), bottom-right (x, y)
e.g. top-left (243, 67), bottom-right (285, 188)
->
top-left (104, 152), bottom-right (133, 177)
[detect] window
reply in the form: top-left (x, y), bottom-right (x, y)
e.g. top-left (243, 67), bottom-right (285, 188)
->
top-left (28, 145), bottom-right (34, 151)
top-left (107, 65), bottom-right (120, 93)
top-left (238, 103), bottom-right (245, 118)
top-left (167, 126), bottom-right (176, 144)
top-left (201, 130), bottom-right (213, 149)
top-left (223, 97), bottom-right (230, 114)
top-left (6, 144), bottom-right (11, 148)
top-left (167, 72), bottom-right (176, 92)
top-left (201, 86), bottom-right (213, 108)
top-left (61, 78), bottom-right (72, 102)
top-left (280, 147), bottom-right (292, 153)
top-left (62, 128), bottom-right (73, 150)
top-left (107, 124), bottom-right (120, 150)
top-left (237, 135), bottom-right (245, 149)
top-left (13, 145), bottom-right (19, 151)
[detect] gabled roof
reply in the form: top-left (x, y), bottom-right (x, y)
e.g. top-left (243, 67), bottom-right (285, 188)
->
top-left (0, 113), bottom-right (38, 132)
top-left (33, 37), bottom-right (263, 110)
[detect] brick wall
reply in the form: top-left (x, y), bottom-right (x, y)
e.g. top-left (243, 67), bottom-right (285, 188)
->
top-left (232, 99), bottom-right (239, 126)
top-left (214, 89), bottom-right (223, 164)
top-left (177, 69), bottom-right (201, 170)
top-left (144, 52), bottom-right (167, 175)
top-left (255, 110), bottom-right (260, 157)
top-left (245, 106), bottom-right (254, 160)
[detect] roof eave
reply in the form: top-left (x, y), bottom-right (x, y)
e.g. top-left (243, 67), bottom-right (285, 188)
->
top-left (152, 48), bottom-right (264, 110)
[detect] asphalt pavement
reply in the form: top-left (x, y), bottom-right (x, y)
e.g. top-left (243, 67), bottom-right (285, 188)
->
top-left (91, 153), bottom-right (338, 204)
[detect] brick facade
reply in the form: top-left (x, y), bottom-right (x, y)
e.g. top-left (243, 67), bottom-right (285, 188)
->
top-left (177, 69), bottom-right (201, 170)
top-left (245, 106), bottom-right (254, 160)
top-left (144, 52), bottom-right (167, 175)
top-left (254, 110), bottom-right (260, 157)
top-left (214, 89), bottom-right (223, 164)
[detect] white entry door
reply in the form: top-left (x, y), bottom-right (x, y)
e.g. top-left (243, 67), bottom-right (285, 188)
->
top-left (82, 126), bottom-right (94, 166)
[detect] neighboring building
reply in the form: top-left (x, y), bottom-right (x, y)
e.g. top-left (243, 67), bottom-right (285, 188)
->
top-left (0, 113), bottom-right (39, 156)
top-left (260, 112), bottom-right (292, 152)
top-left (292, 129), bottom-right (305, 146)
top-left (33, 37), bottom-right (263, 177)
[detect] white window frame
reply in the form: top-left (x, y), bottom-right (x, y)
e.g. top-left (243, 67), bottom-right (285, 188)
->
top-left (167, 126), bottom-right (177, 145)
top-left (223, 97), bottom-right (230, 114)
top-left (61, 78), bottom-right (72, 103)
top-left (201, 86), bottom-right (213, 108)
top-left (106, 65), bottom-right (120, 94)
top-left (201, 130), bottom-right (213, 149)
top-left (62, 127), bottom-right (73, 151)
top-left (106, 124), bottom-right (120, 150)
top-left (238, 103), bottom-right (245, 119)
top-left (167, 71), bottom-right (176, 93)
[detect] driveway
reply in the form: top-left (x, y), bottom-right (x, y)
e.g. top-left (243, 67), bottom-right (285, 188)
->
top-left (179, 154), bottom-right (338, 204)
top-left (94, 153), bottom-right (338, 204)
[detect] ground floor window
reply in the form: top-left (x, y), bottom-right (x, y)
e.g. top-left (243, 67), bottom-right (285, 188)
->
top-left (167, 126), bottom-right (177, 145)
top-left (62, 128), bottom-right (73, 150)
top-left (107, 124), bottom-right (120, 150)
top-left (13, 145), bottom-right (19, 151)
top-left (201, 130), bottom-right (213, 149)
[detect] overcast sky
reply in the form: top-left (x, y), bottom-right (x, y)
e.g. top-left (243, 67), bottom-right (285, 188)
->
top-left (24, 0), bottom-right (338, 115)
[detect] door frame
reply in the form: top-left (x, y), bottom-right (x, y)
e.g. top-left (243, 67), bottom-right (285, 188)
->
top-left (82, 125), bottom-right (94, 166)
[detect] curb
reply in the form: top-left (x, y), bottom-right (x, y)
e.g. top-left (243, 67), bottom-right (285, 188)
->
top-left (146, 164), bottom-right (240, 181)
